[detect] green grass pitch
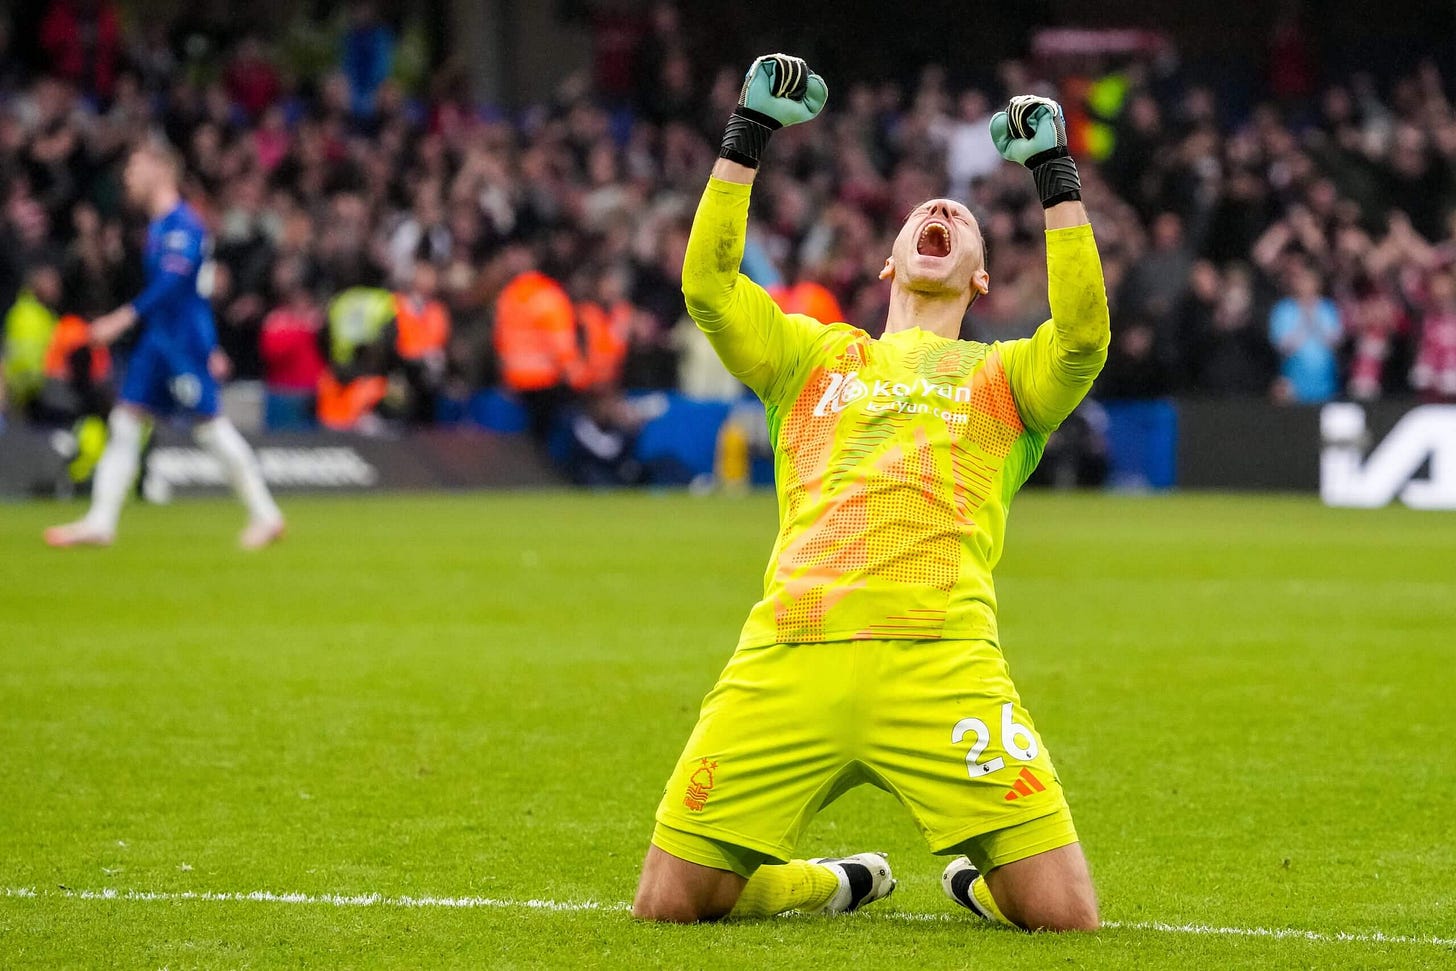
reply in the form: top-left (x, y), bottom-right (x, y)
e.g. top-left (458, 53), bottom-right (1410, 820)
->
top-left (1, 490), bottom-right (1453, 969)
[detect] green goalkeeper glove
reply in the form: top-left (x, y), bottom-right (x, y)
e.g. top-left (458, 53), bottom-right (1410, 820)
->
top-left (989, 95), bottom-right (1082, 208)
top-left (719, 54), bottom-right (828, 169)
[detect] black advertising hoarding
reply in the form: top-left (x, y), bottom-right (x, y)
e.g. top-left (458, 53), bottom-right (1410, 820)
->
top-left (0, 427), bottom-right (559, 499)
top-left (4, 401), bottom-right (1451, 508)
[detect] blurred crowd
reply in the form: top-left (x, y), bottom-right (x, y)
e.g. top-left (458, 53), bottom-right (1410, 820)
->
top-left (4, 1), bottom-right (1456, 447)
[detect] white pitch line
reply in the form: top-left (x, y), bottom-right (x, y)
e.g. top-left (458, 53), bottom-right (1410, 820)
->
top-left (2, 886), bottom-right (609, 913)
top-left (3, 887), bottom-right (1453, 950)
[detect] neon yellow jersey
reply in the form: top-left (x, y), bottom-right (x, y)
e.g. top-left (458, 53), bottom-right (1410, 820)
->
top-left (684, 178), bottom-right (1111, 649)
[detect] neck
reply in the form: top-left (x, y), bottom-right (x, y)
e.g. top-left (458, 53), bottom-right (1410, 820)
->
top-left (883, 285), bottom-right (970, 340)
top-left (150, 185), bottom-right (181, 220)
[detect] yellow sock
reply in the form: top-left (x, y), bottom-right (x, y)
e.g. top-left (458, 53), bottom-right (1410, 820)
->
top-left (729, 860), bottom-right (839, 918)
top-left (971, 875), bottom-right (1018, 928)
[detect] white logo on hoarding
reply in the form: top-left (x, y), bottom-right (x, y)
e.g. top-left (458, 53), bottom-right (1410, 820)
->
top-left (147, 447), bottom-right (380, 489)
top-left (1320, 403), bottom-right (1456, 509)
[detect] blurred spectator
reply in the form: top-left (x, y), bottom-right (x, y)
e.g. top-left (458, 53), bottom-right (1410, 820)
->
top-left (341, 1), bottom-right (394, 119)
top-left (2, 263), bottom-right (62, 415)
top-left (1342, 271), bottom-right (1407, 401)
top-left (1119, 211), bottom-right (1194, 377)
top-left (940, 91), bottom-right (1001, 201)
top-left (392, 259), bottom-right (451, 423)
top-left (35, 312), bottom-right (111, 425)
top-left (8, 5), bottom-right (1456, 443)
top-left (225, 37), bottom-right (282, 122)
top-left (40, 0), bottom-right (121, 101)
top-left (1098, 317), bottom-right (1169, 399)
top-left (259, 258), bottom-right (326, 429)
top-left (1270, 262), bottom-right (1343, 403)
top-left (566, 392), bottom-right (648, 487)
top-left (1186, 262), bottom-right (1274, 396)
top-left (771, 280), bottom-right (846, 325)
top-left (494, 253), bottom-right (584, 443)
top-left (61, 204), bottom-right (127, 318)
top-left (1268, 3), bottom-right (1317, 111)
top-left (574, 266), bottom-right (633, 392)
top-left (319, 284), bottom-right (395, 432)
top-left (1411, 269), bottom-right (1456, 401)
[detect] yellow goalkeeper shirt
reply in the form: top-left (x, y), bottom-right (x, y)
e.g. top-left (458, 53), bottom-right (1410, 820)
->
top-left (684, 177), bottom-right (1110, 649)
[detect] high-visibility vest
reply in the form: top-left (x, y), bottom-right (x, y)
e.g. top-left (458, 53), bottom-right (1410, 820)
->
top-left (45, 315), bottom-right (111, 382)
top-left (769, 281), bottom-right (845, 325)
top-left (316, 371), bottom-right (388, 430)
top-left (326, 287), bottom-right (395, 366)
top-left (2, 290), bottom-right (57, 404)
top-left (494, 271), bottom-right (583, 392)
top-left (393, 293), bottom-right (450, 360)
top-left (575, 300), bottom-right (629, 390)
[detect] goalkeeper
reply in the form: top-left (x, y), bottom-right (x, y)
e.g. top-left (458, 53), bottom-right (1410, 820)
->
top-left (633, 55), bottom-right (1109, 929)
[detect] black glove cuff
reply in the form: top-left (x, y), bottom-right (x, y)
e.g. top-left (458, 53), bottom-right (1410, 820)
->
top-left (1031, 154), bottom-right (1082, 208)
top-left (719, 108), bottom-right (780, 169)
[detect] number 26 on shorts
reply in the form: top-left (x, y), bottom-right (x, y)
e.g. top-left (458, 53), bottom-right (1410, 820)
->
top-left (952, 702), bottom-right (1039, 779)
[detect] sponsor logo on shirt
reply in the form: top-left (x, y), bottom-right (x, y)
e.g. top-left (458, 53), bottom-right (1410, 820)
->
top-left (812, 371), bottom-right (972, 423)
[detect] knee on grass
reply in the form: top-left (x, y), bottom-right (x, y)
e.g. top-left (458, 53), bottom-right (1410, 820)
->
top-left (1006, 892), bottom-right (1100, 933)
top-left (631, 890), bottom-right (733, 924)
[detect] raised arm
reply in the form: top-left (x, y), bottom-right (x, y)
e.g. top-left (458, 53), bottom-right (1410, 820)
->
top-left (682, 55), bottom-right (828, 403)
top-left (990, 96), bottom-right (1111, 433)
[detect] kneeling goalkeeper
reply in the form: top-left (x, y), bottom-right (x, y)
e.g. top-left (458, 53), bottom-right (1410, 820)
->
top-left (633, 54), bottom-right (1109, 929)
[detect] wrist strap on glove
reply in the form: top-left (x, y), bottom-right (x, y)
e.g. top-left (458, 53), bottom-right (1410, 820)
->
top-left (720, 107), bottom-right (781, 169)
top-left (1027, 147), bottom-right (1082, 208)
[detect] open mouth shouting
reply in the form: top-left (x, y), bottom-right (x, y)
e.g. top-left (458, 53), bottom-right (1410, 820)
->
top-left (916, 219), bottom-right (952, 259)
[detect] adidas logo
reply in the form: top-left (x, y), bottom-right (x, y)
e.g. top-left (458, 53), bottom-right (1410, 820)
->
top-left (1003, 766), bottom-right (1046, 801)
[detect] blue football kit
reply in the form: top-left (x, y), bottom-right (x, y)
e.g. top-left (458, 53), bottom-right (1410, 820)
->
top-left (118, 202), bottom-right (220, 417)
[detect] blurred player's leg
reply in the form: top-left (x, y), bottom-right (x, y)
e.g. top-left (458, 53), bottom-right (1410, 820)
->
top-left (44, 406), bottom-right (147, 547)
top-left (193, 416), bottom-right (285, 549)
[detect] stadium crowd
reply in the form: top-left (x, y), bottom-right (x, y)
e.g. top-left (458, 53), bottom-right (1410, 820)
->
top-left (4, 1), bottom-right (1456, 445)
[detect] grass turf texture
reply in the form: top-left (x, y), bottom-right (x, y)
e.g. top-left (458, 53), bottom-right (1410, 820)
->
top-left (0, 491), bottom-right (1452, 969)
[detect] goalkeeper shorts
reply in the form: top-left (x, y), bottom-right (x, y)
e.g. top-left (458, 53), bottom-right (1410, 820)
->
top-left (652, 638), bottom-right (1077, 875)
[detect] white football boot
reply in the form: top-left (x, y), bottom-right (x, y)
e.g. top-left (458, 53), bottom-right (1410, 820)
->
top-left (942, 856), bottom-right (997, 920)
top-left (807, 852), bottom-right (896, 914)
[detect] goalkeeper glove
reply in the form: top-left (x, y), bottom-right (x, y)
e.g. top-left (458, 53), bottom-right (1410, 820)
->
top-left (990, 95), bottom-right (1082, 208)
top-left (719, 54), bottom-right (828, 169)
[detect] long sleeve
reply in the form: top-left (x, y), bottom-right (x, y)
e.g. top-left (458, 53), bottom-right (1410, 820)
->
top-left (682, 177), bottom-right (821, 403)
top-left (131, 228), bottom-right (201, 320)
top-left (999, 224), bottom-right (1111, 434)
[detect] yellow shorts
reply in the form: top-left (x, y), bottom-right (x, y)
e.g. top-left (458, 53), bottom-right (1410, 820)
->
top-left (653, 638), bottom-right (1077, 875)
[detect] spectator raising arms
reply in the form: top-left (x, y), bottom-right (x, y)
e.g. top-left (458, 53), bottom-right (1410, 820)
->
top-left (7, 3), bottom-right (1456, 438)
top-left (1270, 262), bottom-right (1342, 404)
top-left (1412, 269), bottom-right (1456, 401)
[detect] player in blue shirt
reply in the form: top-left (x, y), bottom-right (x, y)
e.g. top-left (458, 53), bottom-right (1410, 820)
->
top-left (45, 140), bottom-right (285, 550)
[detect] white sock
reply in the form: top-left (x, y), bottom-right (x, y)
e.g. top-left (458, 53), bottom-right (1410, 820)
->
top-left (83, 408), bottom-right (144, 535)
top-left (194, 417), bottom-right (282, 525)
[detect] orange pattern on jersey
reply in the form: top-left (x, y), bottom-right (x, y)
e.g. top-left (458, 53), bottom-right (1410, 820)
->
top-left (768, 335), bottom-right (1009, 644)
top-left (864, 431), bottom-right (958, 591)
top-left (772, 344), bottom-right (875, 643)
top-left (948, 352), bottom-right (1023, 526)
top-left (757, 332), bottom-right (1033, 645)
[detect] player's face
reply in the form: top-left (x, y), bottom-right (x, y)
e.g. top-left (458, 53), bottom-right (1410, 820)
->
top-left (122, 151), bottom-right (166, 210)
top-left (887, 199), bottom-right (989, 299)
